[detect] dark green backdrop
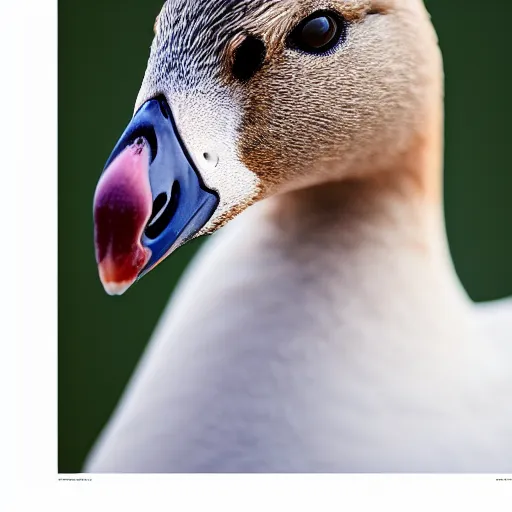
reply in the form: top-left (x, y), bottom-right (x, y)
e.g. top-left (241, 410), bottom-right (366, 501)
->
top-left (58, 0), bottom-right (512, 472)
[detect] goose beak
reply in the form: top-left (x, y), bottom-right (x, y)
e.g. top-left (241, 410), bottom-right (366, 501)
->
top-left (93, 96), bottom-right (219, 296)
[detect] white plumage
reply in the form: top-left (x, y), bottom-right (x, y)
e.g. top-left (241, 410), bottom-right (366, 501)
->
top-left (86, 189), bottom-right (512, 472)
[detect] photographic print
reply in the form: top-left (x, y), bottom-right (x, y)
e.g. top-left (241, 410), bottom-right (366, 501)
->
top-left (58, 0), bottom-right (512, 474)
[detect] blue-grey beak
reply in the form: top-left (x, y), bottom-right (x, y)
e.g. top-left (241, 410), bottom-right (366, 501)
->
top-left (93, 96), bottom-right (219, 295)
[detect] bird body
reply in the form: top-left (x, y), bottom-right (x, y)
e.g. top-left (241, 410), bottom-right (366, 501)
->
top-left (87, 179), bottom-right (512, 472)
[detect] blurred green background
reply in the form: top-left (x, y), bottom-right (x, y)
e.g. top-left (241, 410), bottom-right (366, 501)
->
top-left (58, 0), bottom-right (512, 472)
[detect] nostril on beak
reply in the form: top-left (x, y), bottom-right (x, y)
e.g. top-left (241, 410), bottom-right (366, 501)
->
top-left (146, 192), bottom-right (167, 226)
top-left (144, 181), bottom-right (181, 240)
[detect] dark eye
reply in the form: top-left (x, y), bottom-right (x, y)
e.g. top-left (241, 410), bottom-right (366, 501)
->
top-left (232, 35), bottom-right (266, 81)
top-left (289, 11), bottom-right (346, 54)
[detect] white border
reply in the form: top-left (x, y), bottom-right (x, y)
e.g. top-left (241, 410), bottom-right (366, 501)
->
top-left (1, 0), bottom-right (58, 507)
top-left (1, 0), bottom-right (511, 510)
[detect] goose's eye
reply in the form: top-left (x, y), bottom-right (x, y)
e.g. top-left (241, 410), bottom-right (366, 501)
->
top-left (289, 11), bottom-right (346, 54)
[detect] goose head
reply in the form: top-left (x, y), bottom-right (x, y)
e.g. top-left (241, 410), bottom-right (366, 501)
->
top-left (93, 0), bottom-right (442, 295)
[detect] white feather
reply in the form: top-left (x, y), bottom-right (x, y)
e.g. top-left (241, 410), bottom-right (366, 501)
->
top-left (85, 195), bottom-right (512, 473)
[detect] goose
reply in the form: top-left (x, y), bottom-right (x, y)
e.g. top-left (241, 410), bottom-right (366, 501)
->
top-left (85, 0), bottom-right (512, 473)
